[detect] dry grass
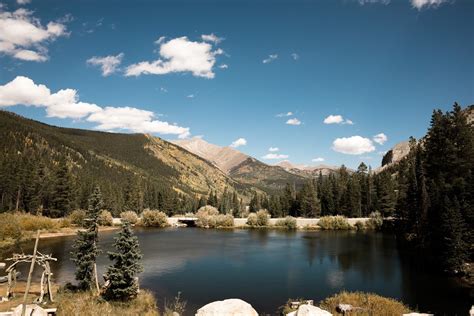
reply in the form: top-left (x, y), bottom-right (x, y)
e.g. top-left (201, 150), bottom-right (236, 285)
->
top-left (319, 291), bottom-right (413, 316)
top-left (55, 290), bottom-right (159, 316)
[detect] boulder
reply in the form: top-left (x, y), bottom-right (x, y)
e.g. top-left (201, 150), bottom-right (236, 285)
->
top-left (295, 304), bottom-right (332, 316)
top-left (403, 314), bottom-right (433, 316)
top-left (196, 299), bottom-right (258, 316)
top-left (12, 304), bottom-right (47, 316)
top-left (470, 305), bottom-right (474, 316)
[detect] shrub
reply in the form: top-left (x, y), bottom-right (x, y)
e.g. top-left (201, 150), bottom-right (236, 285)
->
top-left (141, 209), bottom-right (169, 228)
top-left (246, 213), bottom-right (258, 227)
top-left (120, 211), bottom-right (139, 225)
top-left (276, 216), bottom-right (297, 229)
top-left (256, 209), bottom-right (269, 226)
top-left (366, 211), bottom-right (383, 230)
top-left (320, 291), bottom-right (412, 315)
top-left (17, 213), bottom-right (59, 231)
top-left (98, 210), bottom-right (113, 226)
top-left (0, 213), bottom-right (22, 241)
top-left (69, 209), bottom-right (87, 226)
top-left (318, 216), bottom-right (352, 230)
top-left (164, 292), bottom-right (187, 316)
top-left (196, 206), bottom-right (219, 228)
top-left (215, 214), bottom-right (234, 228)
top-left (56, 289), bottom-right (158, 316)
top-left (354, 220), bottom-right (366, 231)
top-left (196, 206), bottom-right (233, 228)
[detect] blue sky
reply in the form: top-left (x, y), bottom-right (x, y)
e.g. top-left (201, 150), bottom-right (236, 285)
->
top-left (0, 0), bottom-right (473, 169)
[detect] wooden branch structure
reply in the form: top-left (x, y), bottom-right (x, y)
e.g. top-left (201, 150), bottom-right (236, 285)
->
top-left (2, 243), bottom-right (57, 305)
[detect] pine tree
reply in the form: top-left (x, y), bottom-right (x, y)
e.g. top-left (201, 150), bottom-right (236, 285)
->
top-left (103, 221), bottom-right (143, 301)
top-left (50, 158), bottom-right (73, 217)
top-left (299, 180), bottom-right (321, 217)
top-left (71, 185), bottom-right (102, 291)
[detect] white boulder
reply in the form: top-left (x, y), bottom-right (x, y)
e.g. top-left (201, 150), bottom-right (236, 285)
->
top-left (403, 314), bottom-right (434, 316)
top-left (12, 304), bottom-right (47, 316)
top-left (295, 304), bottom-right (332, 316)
top-left (196, 299), bottom-right (258, 316)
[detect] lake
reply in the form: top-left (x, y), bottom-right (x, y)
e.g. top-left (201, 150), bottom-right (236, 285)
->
top-left (2, 228), bottom-right (471, 315)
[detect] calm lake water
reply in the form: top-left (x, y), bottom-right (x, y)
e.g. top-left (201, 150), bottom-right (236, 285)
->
top-left (2, 228), bottom-right (472, 315)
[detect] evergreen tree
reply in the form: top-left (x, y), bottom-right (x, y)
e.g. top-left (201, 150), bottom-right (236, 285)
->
top-left (50, 158), bottom-right (73, 217)
top-left (299, 180), bottom-right (321, 217)
top-left (103, 221), bottom-right (143, 301)
top-left (71, 186), bottom-right (102, 291)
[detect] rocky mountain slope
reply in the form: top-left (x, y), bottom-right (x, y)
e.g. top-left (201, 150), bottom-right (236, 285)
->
top-left (275, 160), bottom-right (341, 176)
top-left (174, 137), bottom-right (308, 193)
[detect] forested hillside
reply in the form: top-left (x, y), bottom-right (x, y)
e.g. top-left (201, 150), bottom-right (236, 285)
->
top-left (0, 110), bottom-right (240, 216)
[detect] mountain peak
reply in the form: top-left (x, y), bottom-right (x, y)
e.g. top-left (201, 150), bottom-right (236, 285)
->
top-left (173, 137), bottom-right (249, 174)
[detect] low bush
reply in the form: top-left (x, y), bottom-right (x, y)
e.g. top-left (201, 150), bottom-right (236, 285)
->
top-left (56, 289), bottom-right (158, 316)
top-left (320, 291), bottom-right (412, 315)
top-left (98, 210), bottom-right (113, 226)
top-left (354, 220), bottom-right (366, 231)
top-left (141, 209), bottom-right (169, 228)
top-left (0, 213), bottom-right (22, 242)
top-left (365, 211), bottom-right (383, 230)
top-left (69, 209), bottom-right (87, 226)
top-left (246, 213), bottom-right (258, 227)
top-left (276, 216), bottom-right (297, 229)
top-left (318, 216), bottom-right (353, 230)
top-left (120, 211), bottom-right (139, 225)
top-left (17, 213), bottom-right (59, 232)
top-left (196, 206), bottom-right (233, 228)
top-left (256, 209), bottom-right (269, 226)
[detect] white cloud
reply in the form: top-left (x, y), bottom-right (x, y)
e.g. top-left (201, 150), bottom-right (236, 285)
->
top-left (155, 36), bottom-right (166, 45)
top-left (125, 36), bottom-right (223, 78)
top-left (411, 0), bottom-right (448, 9)
top-left (87, 53), bottom-right (124, 76)
top-left (276, 111), bottom-right (293, 117)
top-left (357, 0), bottom-right (390, 4)
top-left (324, 114), bottom-right (354, 125)
top-left (262, 153), bottom-right (289, 160)
top-left (0, 76), bottom-right (190, 138)
top-left (17, 0), bottom-right (32, 5)
top-left (230, 138), bottom-right (247, 148)
top-left (332, 136), bottom-right (375, 155)
top-left (201, 33), bottom-right (223, 44)
top-left (187, 94), bottom-right (194, 98)
top-left (312, 157), bottom-right (325, 162)
top-left (160, 87), bottom-right (167, 93)
top-left (87, 106), bottom-right (190, 138)
top-left (373, 133), bottom-right (388, 145)
top-left (262, 54), bottom-right (278, 64)
top-left (0, 8), bottom-right (68, 62)
top-left (268, 147), bottom-right (279, 152)
top-left (286, 118), bottom-right (301, 125)
top-left (291, 53), bottom-right (299, 60)
top-left (219, 64), bottom-right (228, 69)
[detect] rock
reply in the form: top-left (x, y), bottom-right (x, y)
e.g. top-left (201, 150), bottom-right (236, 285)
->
top-left (470, 305), bottom-right (474, 316)
top-left (403, 313), bottom-right (433, 316)
top-left (336, 304), bottom-right (353, 313)
top-left (196, 299), bottom-right (258, 316)
top-left (295, 304), bottom-right (332, 316)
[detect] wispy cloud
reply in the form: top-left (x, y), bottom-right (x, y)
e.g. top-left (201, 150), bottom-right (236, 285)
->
top-left (411, 0), bottom-right (449, 10)
top-left (263, 54), bottom-right (278, 64)
top-left (268, 147), bottom-right (279, 152)
top-left (373, 133), bottom-right (388, 145)
top-left (87, 53), bottom-right (124, 76)
top-left (201, 33), bottom-right (224, 44)
top-left (291, 53), bottom-right (299, 60)
top-left (312, 157), bottom-right (325, 162)
top-left (276, 112), bottom-right (293, 117)
top-left (262, 153), bottom-right (289, 160)
top-left (219, 64), bottom-right (228, 69)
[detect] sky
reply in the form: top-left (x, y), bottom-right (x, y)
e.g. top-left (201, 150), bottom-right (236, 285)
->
top-left (0, 0), bottom-right (473, 169)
